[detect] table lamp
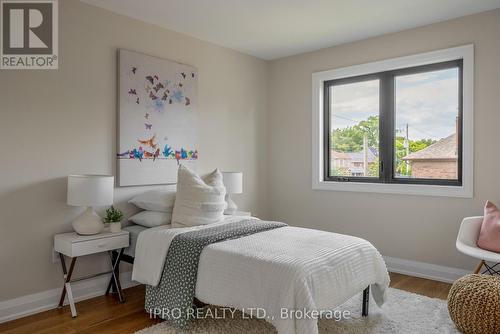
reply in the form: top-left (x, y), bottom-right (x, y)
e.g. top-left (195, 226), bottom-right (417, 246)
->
top-left (221, 172), bottom-right (243, 214)
top-left (67, 175), bottom-right (114, 235)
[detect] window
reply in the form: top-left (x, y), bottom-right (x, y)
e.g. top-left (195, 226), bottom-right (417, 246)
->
top-left (312, 45), bottom-right (473, 197)
top-left (325, 60), bottom-right (462, 185)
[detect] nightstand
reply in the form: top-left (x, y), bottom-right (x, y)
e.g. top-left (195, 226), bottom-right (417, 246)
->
top-left (54, 230), bottom-right (129, 318)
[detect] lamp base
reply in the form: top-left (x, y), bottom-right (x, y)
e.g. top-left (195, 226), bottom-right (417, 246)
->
top-left (72, 207), bottom-right (104, 235)
top-left (224, 194), bottom-right (238, 215)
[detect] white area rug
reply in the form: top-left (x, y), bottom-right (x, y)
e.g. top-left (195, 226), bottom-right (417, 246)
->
top-left (135, 288), bottom-right (459, 334)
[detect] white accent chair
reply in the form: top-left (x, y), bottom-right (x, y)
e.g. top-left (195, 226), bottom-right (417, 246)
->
top-left (456, 216), bottom-right (500, 274)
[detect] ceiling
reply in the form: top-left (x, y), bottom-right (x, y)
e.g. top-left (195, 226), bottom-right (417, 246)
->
top-left (81, 0), bottom-right (500, 60)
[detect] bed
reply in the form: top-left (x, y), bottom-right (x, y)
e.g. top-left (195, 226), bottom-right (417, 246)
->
top-left (110, 216), bottom-right (389, 334)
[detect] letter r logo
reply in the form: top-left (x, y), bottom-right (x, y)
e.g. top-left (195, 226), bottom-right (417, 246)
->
top-left (2, 1), bottom-right (53, 54)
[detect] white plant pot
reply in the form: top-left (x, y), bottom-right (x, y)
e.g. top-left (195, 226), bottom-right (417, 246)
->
top-left (109, 222), bottom-right (122, 233)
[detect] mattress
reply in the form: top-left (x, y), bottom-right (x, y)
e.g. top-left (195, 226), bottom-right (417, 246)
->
top-left (122, 224), bottom-right (149, 257)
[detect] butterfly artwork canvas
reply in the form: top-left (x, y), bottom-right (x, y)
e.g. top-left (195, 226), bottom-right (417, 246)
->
top-left (117, 49), bottom-right (198, 186)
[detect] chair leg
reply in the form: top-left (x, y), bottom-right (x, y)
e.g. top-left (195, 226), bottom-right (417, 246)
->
top-left (473, 260), bottom-right (485, 274)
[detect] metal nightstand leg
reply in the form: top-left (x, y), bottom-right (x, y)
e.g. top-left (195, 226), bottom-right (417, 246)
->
top-left (65, 282), bottom-right (77, 317)
top-left (58, 253), bottom-right (78, 317)
top-left (56, 248), bottom-right (126, 318)
top-left (105, 248), bottom-right (125, 303)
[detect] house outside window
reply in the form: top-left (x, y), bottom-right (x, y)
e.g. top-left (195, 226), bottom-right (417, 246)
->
top-left (402, 133), bottom-right (458, 180)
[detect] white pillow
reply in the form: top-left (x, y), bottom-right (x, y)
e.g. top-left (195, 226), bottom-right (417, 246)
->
top-left (172, 165), bottom-right (227, 227)
top-left (129, 211), bottom-right (172, 228)
top-left (128, 190), bottom-right (176, 212)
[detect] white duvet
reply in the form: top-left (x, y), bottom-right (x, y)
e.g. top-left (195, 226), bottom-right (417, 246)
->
top-left (132, 216), bottom-right (390, 334)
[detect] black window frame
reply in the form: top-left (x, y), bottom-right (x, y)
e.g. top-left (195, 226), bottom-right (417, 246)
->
top-left (323, 59), bottom-right (463, 186)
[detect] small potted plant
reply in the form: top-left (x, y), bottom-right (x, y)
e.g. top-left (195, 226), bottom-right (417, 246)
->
top-left (103, 206), bottom-right (123, 233)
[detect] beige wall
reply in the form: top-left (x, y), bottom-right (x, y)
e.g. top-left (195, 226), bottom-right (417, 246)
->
top-left (0, 0), bottom-right (269, 301)
top-left (267, 9), bottom-right (500, 271)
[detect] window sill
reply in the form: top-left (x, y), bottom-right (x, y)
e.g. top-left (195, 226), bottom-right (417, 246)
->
top-left (312, 180), bottom-right (472, 198)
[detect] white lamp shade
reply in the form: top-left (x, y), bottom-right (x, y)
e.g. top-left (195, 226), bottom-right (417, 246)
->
top-left (67, 175), bottom-right (114, 207)
top-left (221, 172), bottom-right (243, 194)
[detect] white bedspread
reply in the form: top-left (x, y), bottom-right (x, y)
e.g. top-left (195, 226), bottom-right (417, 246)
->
top-left (132, 217), bottom-right (390, 334)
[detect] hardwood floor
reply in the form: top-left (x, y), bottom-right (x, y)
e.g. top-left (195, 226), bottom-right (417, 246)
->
top-left (388, 272), bottom-right (451, 300)
top-left (0, 273), bottom-right (451, 334)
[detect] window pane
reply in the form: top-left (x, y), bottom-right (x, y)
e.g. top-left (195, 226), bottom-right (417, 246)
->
top-left (394, 68), bottom-right (459, 180)
top-left (329, 79), bottom-right (380, 178)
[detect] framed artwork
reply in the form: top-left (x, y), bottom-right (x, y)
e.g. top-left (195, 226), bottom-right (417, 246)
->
top-left (117, 49), bottom-right (198, 186)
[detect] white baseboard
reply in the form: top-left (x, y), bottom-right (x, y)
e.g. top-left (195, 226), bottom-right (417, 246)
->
top-left (384, 256), bottom-right (470, 284)
top-left (0, 271), bottom-right (139, 324)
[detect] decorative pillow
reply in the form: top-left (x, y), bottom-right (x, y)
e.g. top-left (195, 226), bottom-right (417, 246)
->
top-left (477, 201), bottom-right (500, 253)
top-left (128, 211), bottom-right (172, 228)
top-left (128, 190), bottom-right (176, 212)
top-left (171, 165), bottom-right (227, 228)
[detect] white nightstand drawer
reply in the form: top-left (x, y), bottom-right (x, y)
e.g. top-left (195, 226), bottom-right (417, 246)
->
top-left (54, 231), bottom-right (129, 257)
top-left (72, 234), bottom-right (128, 257)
